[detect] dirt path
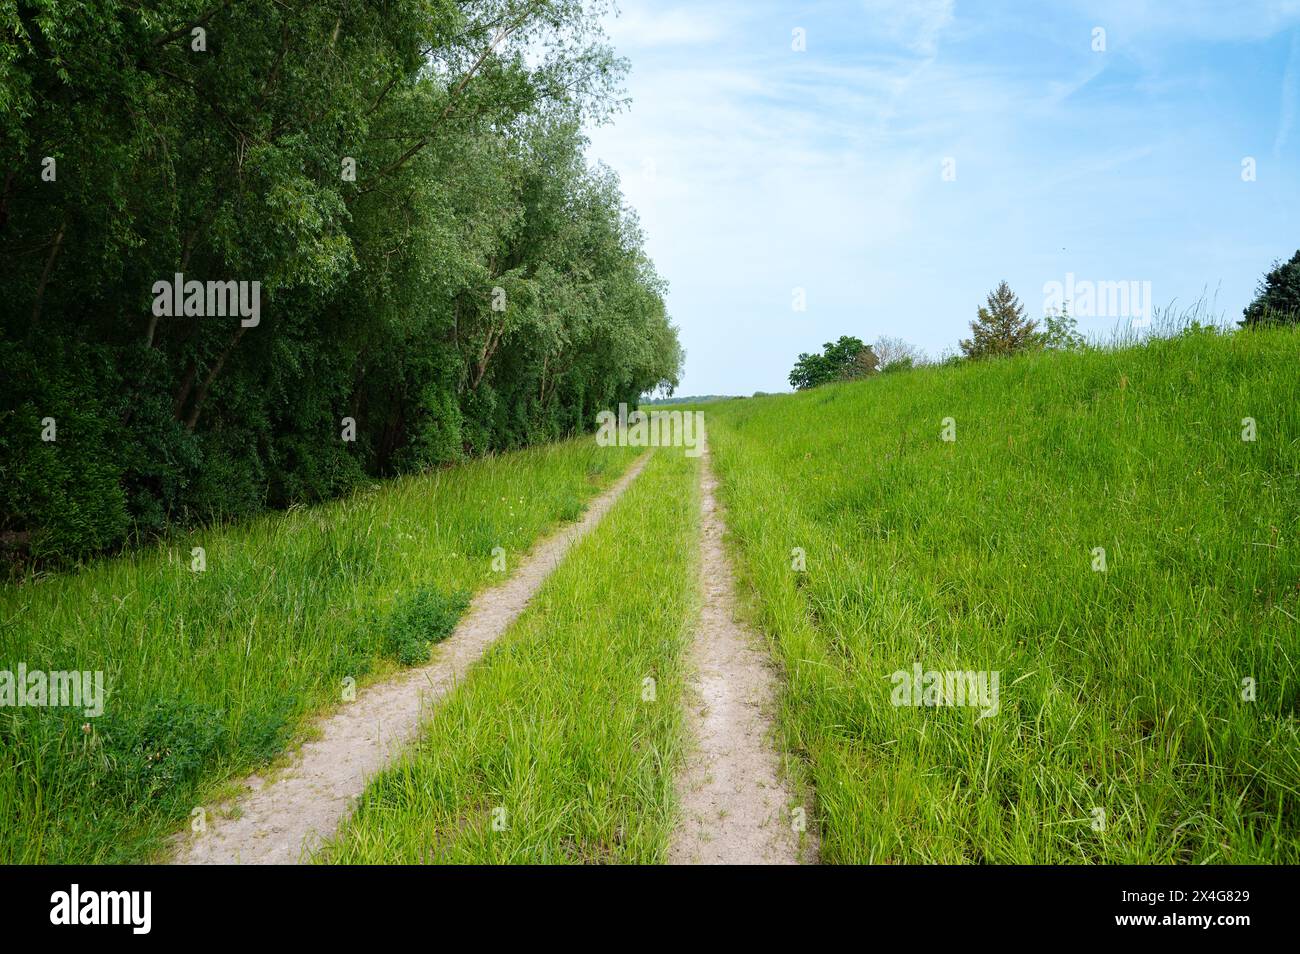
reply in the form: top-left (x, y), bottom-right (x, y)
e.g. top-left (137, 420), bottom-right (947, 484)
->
top-left (670, 446), bottom-right (815, 865)
top-left (172, 454), bottom-right (649, 865)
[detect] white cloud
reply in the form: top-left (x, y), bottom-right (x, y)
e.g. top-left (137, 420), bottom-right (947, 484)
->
top-left (860, 0), bottom-right (954, 55)
top-left (1275, 30), bottom-right (1300, 155)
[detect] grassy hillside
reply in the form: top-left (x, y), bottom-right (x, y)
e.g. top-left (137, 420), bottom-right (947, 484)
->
top-left (0, 440), bottom-right (639, 863)
top-left (705, 325), bottom-right (1300, 863)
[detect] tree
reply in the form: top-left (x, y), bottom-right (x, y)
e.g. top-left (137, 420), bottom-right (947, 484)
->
top-left (0, 1), bottom-right (683, 564)
top-left (960, 281), bottom-right (1039, 359)
top-left (788, 352), bottom-right (830, 390)
top-left (789, 335), bottom-right (877, 390)
top-left (1041, 306), bottom-right (1084, 350)
top-left (846, 345), bottom-right (881, 379)
top-left (1241, 250), bottom-right (1300, 326)
top-left (873, 335), bottom-right (922, 371)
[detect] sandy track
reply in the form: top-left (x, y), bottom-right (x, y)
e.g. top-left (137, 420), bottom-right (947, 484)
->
top-left (670, 446), bottom-right (814, 865)
top-left (172, 454), bottom-right (649, 865)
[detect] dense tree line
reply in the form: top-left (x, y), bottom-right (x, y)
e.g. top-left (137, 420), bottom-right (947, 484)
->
top-left (0, 0), bottom-right (682, 563)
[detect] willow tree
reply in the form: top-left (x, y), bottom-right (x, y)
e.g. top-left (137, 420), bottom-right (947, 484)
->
top-left (0, 0), bottom-right (681, 562)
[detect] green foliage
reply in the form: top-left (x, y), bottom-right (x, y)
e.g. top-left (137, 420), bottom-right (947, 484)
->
top-left (960, 281), bottom-right (1040, 359)
top-left (1040, 307), bottom-right (1085, 351)
top-left (0, 340), bottom-right (132, 561)
top-left (0, 1), bottom-right (682, 565)
top-left (1241, 249), bottom-right (1300, 326)
top-left (95, 700), bottom-right (229, 809)
top-left (383, 585), bottom-right (470, 666)
top-left (789, 335), bottom-right (878, 390)
top-left (396, 385), bottom-right (464, 473)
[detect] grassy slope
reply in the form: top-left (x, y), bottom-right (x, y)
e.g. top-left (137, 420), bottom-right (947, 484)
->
top-left (705, 326), bottom-right (1300, 863)
top-left (322, 448), bottom-right (698, 864)
top-left (0, 440), bottom-right (640, 863)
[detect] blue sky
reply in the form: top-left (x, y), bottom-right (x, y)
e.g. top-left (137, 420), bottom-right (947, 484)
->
top-left (585, 0), bottom-right (1300, 395)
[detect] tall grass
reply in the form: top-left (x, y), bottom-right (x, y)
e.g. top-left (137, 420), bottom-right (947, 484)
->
top-left (0, 440), bottom-right (639, 863)
top-left (706, 324), bottom-right (1300, 863)
top-left (322, 448), bottom-right (699, 864)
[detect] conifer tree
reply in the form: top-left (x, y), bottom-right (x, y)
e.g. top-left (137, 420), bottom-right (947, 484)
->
top-left (1241, 250), bottom-right (1300, 326)
top-left (959, 281), bottom-right (1040, 359)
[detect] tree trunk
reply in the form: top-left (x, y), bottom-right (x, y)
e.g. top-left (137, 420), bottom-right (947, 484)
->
top-left (184, 325), bottom-right (246, 431)
top-left (28, 219), bottom-right (66, 337)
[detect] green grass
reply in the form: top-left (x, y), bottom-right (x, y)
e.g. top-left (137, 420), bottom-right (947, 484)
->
top-left (7, 326), bottom-right (1296, 868)
top-left (321, 448), bottom-right (699, 864)
top-left (0, 439), bottom-right (640, 864)
top-left (704, 324), bottom-right (1300, 863)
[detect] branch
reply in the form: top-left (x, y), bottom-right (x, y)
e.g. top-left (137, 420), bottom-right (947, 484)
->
top-left (152, 0), bottom-right (233, 48)
top-left (29, 218), bottom-right (66, 333)
top-left (185, 325), bottom-right (247, 431)
top-left (355, 3), bottom-right (541, 198)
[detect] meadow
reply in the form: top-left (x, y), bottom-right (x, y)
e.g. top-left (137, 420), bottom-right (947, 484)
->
top-left (0, 440), bottom-right (638, 863)
top-left (4, 324), bottom-right (1297, 866)
top-left (704, 323), bottom-right (1300, 862)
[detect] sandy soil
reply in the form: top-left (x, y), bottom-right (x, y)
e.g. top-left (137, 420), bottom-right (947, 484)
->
top-left (669, 446), bottom-right (816, 864)
top-left (171, 454), bottom-right (649, 865)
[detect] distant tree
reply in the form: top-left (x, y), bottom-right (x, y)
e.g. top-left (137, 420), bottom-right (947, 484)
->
top-left (844, 343), bottom-right (881, 379)
top-left (873, 335), bottom-right (922, 371)
top-left (936, 348), bottom-right (963, 367)
top-left (1241, 250), bottom-right (1300, 326)
top-left (789, 335), bottom-right (877, 390)
top-left (822, 335), bottom-right (875, 377)
top-left (788, 352), bottom-right (831, 390)
top-left (960, 282), bottom-right (1040, 359)
top-left (1041, 306), bottom-right (1084, 351)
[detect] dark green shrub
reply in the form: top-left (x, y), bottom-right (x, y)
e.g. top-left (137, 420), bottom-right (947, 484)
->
top-left (0, 340), bottom-right (131, 562)
top-left (383, 585), bottom-right (470, 666)
top-left (96, 700), bottom-right (227, 811)
top-left (330, 622), bottom-right (375, 681)
top-left (395, 385), bottom-right (464, 472)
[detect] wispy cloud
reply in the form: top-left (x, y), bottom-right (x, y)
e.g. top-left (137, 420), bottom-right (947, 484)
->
top-left (590, 1), bottom-right (1300, 393)
top-left (607, 4), bottom-right (731, 48)
top-left (1066, 0), bottom-right (1300, 42)
top-left (860, 0), bottom-right (954, 56)
top-left (1275, 31), bottom-right (1300, 155)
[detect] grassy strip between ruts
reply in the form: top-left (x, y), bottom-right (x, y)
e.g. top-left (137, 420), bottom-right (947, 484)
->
top-left (705, 325), bottom-right (1300, 863)
top-left (0, 439), bottom-right (641, 864)
top-left (320, 448), bottom-right (699, 864)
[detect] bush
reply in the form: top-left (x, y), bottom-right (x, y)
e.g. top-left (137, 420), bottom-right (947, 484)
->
top-left (396, 385), bottom-right (464, 472)
top-left (0, 341), bottom-right (131, 563)
top-left (95, 700), bottom-right (227, 811)
top-left (383, 586), bottom-right (471, 666)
